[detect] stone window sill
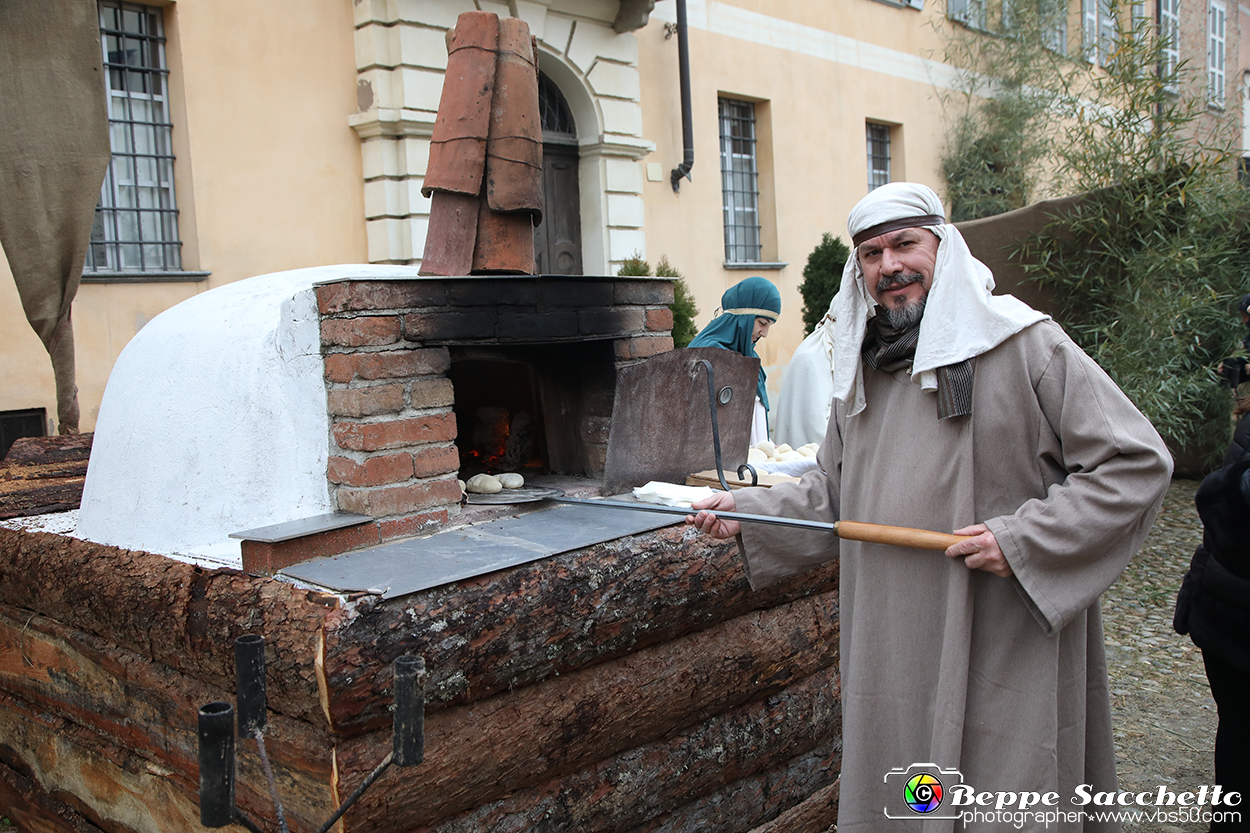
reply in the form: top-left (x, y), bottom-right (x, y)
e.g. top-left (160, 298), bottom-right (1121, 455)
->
top-left (81, 271), bottom-right (210, 284)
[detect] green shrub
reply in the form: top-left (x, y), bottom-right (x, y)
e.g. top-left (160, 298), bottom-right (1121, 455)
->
top-left (656, 256), bottom-right (699, 348)
top-left (799, 233), bottom-right (849, 335)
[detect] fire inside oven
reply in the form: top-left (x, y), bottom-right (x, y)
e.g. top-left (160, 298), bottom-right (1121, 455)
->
top-left (447, 342), bottom-right (617, 480)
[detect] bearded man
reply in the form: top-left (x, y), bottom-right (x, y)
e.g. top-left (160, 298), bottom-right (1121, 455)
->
top-left (689, 182), bottom-right (1172, 832)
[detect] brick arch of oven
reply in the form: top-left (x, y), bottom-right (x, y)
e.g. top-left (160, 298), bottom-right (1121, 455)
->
top-left (317, 274), bottom-right (675, 542)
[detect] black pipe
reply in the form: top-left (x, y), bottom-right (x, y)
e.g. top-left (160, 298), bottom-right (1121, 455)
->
top-left (392, 655), bottom-right (426, 767)
top-left (197, 702), bottom-right (236, 828)
top-left (670, 0), bottom-right (694, 192)
top-left (234, 634), bottom-right (267, 737)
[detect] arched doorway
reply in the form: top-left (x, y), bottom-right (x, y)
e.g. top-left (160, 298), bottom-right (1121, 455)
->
top-left (534, 73), bottom-right (582, 275)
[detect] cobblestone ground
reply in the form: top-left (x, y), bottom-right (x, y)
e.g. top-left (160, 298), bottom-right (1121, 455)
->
top-left (1105, 478), bottom-right (1224, 833)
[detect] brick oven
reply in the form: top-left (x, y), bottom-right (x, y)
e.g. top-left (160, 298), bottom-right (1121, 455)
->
top-left (316, 273), bottom-right (674, 538)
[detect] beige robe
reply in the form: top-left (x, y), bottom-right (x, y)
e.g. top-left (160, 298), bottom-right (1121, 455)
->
top-left (734, 320), bottom-right (1172, 832)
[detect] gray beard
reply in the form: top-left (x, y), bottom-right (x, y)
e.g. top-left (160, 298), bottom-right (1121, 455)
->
top-left (876, 272), bottom-right (929, 329)
top-left (885, 295), bottom-right (927, 329)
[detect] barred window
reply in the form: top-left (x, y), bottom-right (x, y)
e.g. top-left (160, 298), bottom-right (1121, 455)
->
top-left (1081, 0), bottom-right (1118, 65)
top-left (947, 0), bottom-right (989, 29)
top-left (719, 98), bottom-right (761, 264)
top-left (1160, 0), bottom-right (1180, 87)
top-left (1208, 0), bottom-right (1226, 106)
top-left (867, 123), bottom-right (891, 191)
top-left (87, 1), bottom-right (182, 273)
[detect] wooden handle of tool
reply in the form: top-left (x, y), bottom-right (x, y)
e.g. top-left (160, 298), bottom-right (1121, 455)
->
top-left (834, 521), bottom-right (970, 552)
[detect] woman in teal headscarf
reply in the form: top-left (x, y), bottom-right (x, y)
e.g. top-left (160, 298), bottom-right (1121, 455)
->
top-left (688, 276), bottom-right (782, 443)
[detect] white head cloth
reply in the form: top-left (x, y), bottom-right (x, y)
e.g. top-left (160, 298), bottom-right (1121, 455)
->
top-left (828, 182), bottom-right (1049, 417)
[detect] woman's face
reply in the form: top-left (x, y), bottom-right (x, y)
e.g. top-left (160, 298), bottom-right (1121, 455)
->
top-left (753, 317), bottom-right (774, 343)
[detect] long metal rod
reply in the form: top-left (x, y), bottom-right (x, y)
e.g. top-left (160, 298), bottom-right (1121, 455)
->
top-left (315, 753), bottom-right (394, 833)
top-left (252, 730), bottom-right (290, 833)
top-left (551, 496), bottom-right (836, 533)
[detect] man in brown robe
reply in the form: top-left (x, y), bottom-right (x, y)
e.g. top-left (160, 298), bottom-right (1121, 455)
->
top-left (690, 182), bottom-right (1173, 831)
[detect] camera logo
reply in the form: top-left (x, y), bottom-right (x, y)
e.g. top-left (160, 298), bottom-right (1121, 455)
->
top-left (883, 763), bottom-right (964, 820)
top-left (904, 772), bottom-right (944, 813)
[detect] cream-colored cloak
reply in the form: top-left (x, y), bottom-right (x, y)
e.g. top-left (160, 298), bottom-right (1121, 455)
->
top-left (733, 320), bottom-right (1172, 832)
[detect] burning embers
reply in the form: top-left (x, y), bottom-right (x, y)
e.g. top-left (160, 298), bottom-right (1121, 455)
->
top-left (465, 406), bottom-right (539, 474)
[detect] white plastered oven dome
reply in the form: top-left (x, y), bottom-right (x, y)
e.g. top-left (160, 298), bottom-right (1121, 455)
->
top-left (77, 265), bottom-right (422, 564)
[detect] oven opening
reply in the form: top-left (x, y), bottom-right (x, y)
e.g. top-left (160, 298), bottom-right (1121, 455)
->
top-left (448, 342), bottom-right (617, 481)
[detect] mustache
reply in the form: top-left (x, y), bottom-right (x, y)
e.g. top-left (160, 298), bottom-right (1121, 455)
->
top-left (876, 272), bottom-right (925, 295)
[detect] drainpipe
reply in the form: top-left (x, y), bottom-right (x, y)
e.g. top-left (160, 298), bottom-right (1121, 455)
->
top-left (670, 0), bottom-right (694, 192)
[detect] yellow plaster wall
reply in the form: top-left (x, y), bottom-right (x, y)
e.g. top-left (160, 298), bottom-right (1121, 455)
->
top-left (1, 0), bottom-right (367, 434)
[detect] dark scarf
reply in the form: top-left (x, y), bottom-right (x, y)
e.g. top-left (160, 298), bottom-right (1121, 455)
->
top-left (862, 317), bottom-right (975, 419)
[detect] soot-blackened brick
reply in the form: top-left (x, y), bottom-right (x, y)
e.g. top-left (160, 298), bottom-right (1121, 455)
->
top-left (579, 308), bottom-right (643, 337)
top-left (615, 280), bottom-right (674, 306)
top-left (448, 279), bottom-right (538, 307)
top-left (497, 311), bottom-right (579, 341)
top-left (404, 310), bottom-right (498, 341)
top-left (538, 279), bottom-right (615, 308)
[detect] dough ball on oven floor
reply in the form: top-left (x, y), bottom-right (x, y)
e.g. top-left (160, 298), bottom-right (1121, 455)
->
top-left (466, 473), bottom-right (503, 494)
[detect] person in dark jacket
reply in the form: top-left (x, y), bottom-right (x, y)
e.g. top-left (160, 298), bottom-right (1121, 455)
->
top-left (1174, 294), bottom-right (1250, 830)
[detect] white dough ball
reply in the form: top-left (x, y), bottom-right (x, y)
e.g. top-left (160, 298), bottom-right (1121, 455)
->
top-left (466, 473), bottom-right (503, 494)
top-left (754, 440), bottom-right (776, 458)
top-left (497, 472), bottom-right (525, 489)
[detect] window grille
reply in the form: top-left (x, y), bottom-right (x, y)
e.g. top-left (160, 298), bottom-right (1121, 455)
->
top-left (0, 408), bottom-right (46, 461)
top-left (539, 73), bottom-right (576, 142)
top-left (719, 98), bottom-right (761, 264)
top-left (1002, 0), bottom-right (1068, 54)
top-left (87, 1), bottom-right (182, 273)
top-left (867, 123), bottom-right (891, 191)
top-left (1209, 0), bottom-right (1226, 106)
top-left (1081, 0), bottom-right (1117, 64)
top-left (1160, 0), bottom-right (1180, 87)
top-left (947, 0), bottom-right (988, 29)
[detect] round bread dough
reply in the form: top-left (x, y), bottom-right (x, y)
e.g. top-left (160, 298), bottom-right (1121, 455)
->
top-left (466, 473), bottom-right (503, 494)
top-left (497, 472), bottom-right (525, 489)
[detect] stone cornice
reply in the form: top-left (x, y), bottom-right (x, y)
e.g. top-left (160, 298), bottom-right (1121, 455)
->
top-left (580, 134), bottom-right (654, 161)
top-left (348, 108), bottom-right (437, 140)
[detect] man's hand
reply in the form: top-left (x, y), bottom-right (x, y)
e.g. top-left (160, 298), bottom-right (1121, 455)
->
top-left (945, 523), bottom-right (1013, 577)
top-left (686, 491), bottom-right (740, 539)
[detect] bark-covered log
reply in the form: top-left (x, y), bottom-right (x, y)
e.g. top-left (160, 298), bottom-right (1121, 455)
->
top-left (0, 529), bottom-right (336, 724)
top-left (627, 739), bottom-right (842, 833)
top-left (1, 434), bottom-right (92, 466)
top-left (321, 524), bottom-right (839, 734)
top-left (408, 663), bottom-right (840, 833)
top-left (0, 435), bottom-right (91, 519)
top-left (0, 605), bottom-right (337, 830)
top-left (748, 777), bottom-right (840, 833)
top-left (0, 756), bottom-right (102, 833)
top-left (331, 589), bottom-right (839, 832)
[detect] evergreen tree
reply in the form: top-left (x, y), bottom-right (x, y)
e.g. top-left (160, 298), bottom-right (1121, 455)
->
top-left (656, 255), bottom-right (699, 348)
top-left (799, 233), bottom-right (850, 335)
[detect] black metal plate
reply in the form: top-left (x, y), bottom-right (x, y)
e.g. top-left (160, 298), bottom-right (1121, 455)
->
top-left (464, 485), bottom-right (564, 504)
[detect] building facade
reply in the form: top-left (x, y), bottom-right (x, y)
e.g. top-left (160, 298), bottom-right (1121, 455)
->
top-left (1, 0), bottom-right (1243, 442)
